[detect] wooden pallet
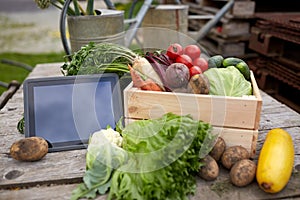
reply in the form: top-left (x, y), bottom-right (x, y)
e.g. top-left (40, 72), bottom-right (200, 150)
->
top-left (184, 0), bottom-right (253, 56)
top-left (194, 33), bottom-right (247, 57)
top-left (183, 0), bottom-right (256, 17)
top-left (249, 27), bottom-right (285, 57)
top-left (248, 57), bottom-right (300, 113)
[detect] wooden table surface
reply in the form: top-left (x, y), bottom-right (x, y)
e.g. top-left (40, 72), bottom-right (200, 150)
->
top-left (0, 63), bottom-right (299, 200)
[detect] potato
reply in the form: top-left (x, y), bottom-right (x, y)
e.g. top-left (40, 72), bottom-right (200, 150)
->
top-left (230, 159), bottom-right (256, 187)
top-left (10, 137), bottom-right (48, 161)
top-left (221, 146), bottom-right (250, 169)
top-left (198, 155), bottom-right (219, 181)
top-left (209, 137), bottom-right (226, 162)
top-left (188, 74), bottom-right (210, 94)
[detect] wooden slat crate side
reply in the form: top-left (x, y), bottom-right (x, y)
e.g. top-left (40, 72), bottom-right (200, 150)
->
top-left (124, 118), bottom-right (257, 158)
top-left (124, 88), bottom-right (259, 129)
top-left (212, 127), bottom-right (258, 158)
top-left (251, 71), bottom-right (263, 130)
top-left (124, 74), bottom-right (261, 130)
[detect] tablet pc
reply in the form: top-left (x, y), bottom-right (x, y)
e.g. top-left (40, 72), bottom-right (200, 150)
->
top-left (23, 73), bottom-right (123, 152)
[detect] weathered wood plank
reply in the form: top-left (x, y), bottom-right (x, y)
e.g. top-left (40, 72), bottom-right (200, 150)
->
top-left (0, 63), bottom-right (300, 199)
top-left (0, 149), bottom-right (86, 189)
top-left (1, 169), bottom-right (299, 200)
top-left (0, 183), bottom-right (107, 200)
top-left (259, 92), bottom-right (300, 130)
top-left (192, 168), bottom-right (300, 200)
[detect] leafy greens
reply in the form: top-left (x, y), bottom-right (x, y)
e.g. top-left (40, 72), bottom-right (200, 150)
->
top-left (71, 130), bottom-right (127, 200)
top-left (108, 113), bottom-right (215, 200)
top-left (204, 66), bottom-right (252, 97)
top-left (71, 113), bottom-right (216, 200)
top-left (61, 42), bottom-right (138, 76)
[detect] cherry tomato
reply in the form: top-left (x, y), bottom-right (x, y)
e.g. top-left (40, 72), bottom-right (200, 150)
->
top-left (189, 66), bottom-right (202, 77)
top-left (184, 45), bottom-right (201, 60)
top-left (175, 54), bottom-right (193, 68)
top-left (193, 57), bottom-right (208, 72)
top-left (166, 43), bottom-right (183, 60)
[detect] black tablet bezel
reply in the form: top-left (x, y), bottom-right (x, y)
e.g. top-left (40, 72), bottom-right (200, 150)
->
top-left (23, 73), bottom-right (123, 152)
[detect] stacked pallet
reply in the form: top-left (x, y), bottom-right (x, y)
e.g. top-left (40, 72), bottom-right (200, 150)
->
top-left (247, 13), bottom-right (300, 113)
top-left (182, 0), bottom-right (255, 57)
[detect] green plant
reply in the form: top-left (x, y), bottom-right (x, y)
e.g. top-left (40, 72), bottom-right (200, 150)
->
top-left (34, 0), bottom-right (95, 16)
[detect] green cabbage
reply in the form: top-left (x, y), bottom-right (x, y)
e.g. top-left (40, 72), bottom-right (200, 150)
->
top-left (204, 66), bottom-right (252, 97)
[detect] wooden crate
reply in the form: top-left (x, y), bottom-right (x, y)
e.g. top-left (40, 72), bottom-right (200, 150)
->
top-left (199, 36), bottom-right (247, 57)
top-left (231, 1), bottom-right (256, 17)
top-left (217, 20), bottom-right (250, 38)
top-left (124, 72), bottom-right (262, 157)
top-left (199, 0), bottom-right (255, 17)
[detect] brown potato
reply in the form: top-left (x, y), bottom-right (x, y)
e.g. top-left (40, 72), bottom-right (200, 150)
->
top-left (10, 137), bottom-right (48, 161)
top-left (198, 155), bottom-right (219, 181)
top-left (209, 137), bottom-right (226, 162)
top-left (221, 146), bottom-right (250, 169)
top-left (188, 74), bottom-right (210, 94)
top-left (230, 159), bottom-right (256, 187)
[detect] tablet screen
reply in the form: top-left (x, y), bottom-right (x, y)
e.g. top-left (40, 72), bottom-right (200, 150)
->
top-left (23, 74), bottom-right (123, 152)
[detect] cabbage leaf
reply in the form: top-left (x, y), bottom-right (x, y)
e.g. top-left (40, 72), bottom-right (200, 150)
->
top-left (107, 113), bottom-right (216, 200)
top-left (71, 129), bottom-right (127, 200)
top-left (204, 66), bottom-right (252, 97)
top-left (71, 113), bottom-right (216, 200)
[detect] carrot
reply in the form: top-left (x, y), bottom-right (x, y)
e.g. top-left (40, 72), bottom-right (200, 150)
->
top-left (128, 64), bottom-right (163, 92)
top-left (132, 56), bottom-right (164, 89)
top-left (128, 64), bottom-right (144, 88)
top-left (141, 79), bottom-right (164, 91)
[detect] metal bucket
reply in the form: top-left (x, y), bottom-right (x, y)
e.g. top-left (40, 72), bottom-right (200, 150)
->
top-left (141, 5), bottom-right (189, 50)
top-left (67, 9), bottom-right (124, 52)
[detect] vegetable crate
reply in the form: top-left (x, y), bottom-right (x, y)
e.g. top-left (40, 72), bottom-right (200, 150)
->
top-left (123, 72), bottom-right (262, 158)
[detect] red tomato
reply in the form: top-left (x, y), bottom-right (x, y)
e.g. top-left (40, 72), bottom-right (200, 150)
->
top-left (189, 66), bottom-right (202, 77)
top-left (184, 45), bottom-right (201, 60)
top-left (193, 57), bottom-right (208, 72)
top-left (175, 54), bottom-right (193, 68)
top-left (166, 43), bottom-right (183, 60)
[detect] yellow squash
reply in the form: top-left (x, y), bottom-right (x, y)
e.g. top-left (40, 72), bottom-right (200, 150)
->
top-left (256, 128), bottom-right (294, 193)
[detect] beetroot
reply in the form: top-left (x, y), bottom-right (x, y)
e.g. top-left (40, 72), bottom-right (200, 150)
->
top-left (165, 63), bottom-right (190, 89)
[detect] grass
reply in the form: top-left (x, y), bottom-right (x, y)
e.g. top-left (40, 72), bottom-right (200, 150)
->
top-left (0, 52), bottom-right (66, 95)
